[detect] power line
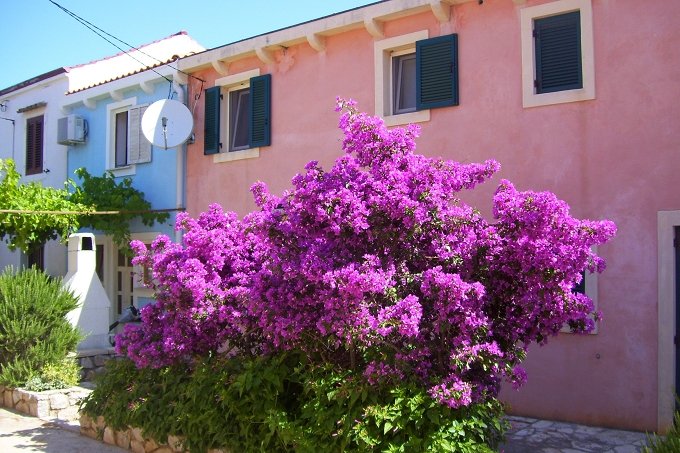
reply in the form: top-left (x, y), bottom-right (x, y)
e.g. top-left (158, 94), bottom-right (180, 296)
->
top-left (47, 0), bottom-right (204, 84)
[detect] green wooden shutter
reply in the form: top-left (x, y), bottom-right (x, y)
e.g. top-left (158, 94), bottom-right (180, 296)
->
top-left (534, 11), bottom-right (582, 94)
top-left (249, 74), bottom-right (271, 148)
top-left (204, 86), bottom-right (221, 155)
top-left (416, 34), bottom-right (458, 110)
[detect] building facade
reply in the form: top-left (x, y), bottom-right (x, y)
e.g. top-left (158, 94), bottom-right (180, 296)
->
top-left (177, 0), bottom-right (680, 432)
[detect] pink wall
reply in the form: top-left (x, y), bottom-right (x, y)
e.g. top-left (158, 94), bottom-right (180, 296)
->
top-left (185, 0), bottom-right (680, 431)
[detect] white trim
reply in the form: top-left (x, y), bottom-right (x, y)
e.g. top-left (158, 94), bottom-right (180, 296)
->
top-left (374, 30), bottom-right (431, 127)
top-left (520, 0), bottom-right (595, 108)
top-left (105, 97), bottom-right (138, 176)
top-left (657, 210), bottom-right (679, 433)
top-left (213, 148), bottom-right (260, 163)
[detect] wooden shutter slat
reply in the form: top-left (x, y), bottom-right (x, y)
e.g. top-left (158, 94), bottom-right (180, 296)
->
top-left (534, 11), bottom-right (582, 94)
top-left (249, 74), bottom-right (271, 148)
top-left (204, 86), bottom-right (221, 155)
top-left (416, 34), bottom-right (458, 110)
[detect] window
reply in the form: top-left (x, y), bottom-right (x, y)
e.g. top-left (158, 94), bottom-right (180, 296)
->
top-left (25, 115), bottom-right (43, 175)
top-left (26, 245), bottom-right (44, 271)
top-left (375, 31), bottom-right (458, 127)
top-left (229, 87), bottom-right (250, 151)
top-left (520, 0), bottom-right (595, 108)
top-left (106, 99), bottom-right (151, 173)
top-left (392, 51), bottom-right (417, 114)
top-left (204, 71), bottom-right (271, 162)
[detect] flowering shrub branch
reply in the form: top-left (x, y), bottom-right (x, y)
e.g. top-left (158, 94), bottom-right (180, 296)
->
top-left (117, 98), bottom-right (615, 411)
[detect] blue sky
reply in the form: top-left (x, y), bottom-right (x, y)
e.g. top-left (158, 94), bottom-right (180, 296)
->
top-left (1, 0), bottom-right (377, 90)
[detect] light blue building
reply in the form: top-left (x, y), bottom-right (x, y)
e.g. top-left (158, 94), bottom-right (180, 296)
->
top-left (61, 32), bottom-right (204, 323)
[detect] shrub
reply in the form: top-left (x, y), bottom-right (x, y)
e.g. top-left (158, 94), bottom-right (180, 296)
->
top-left (0, 267), bottom-right (82, 387)
top-left (23, 358), bottom-right (81, 391)
top-left (98, 100), bottom-right (616, 451)
top-left (82, 354), bottom-right (506, 452)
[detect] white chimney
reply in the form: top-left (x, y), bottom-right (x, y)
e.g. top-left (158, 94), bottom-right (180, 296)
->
top-left (62, 233), bottom-right (111, 350)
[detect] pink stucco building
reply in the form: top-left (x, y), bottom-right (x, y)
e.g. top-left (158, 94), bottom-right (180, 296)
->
top-left (177, 0), bottom-right (680, 433)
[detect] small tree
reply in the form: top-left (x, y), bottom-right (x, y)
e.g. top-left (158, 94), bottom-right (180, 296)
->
top-left (0, 267), bottom-right (82, 387)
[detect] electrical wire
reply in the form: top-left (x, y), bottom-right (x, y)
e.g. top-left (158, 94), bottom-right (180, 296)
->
top-left (48, 0), bottom-right (205, 84)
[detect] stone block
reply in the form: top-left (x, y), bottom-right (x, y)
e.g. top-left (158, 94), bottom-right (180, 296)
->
top-left (94, 354), bottom-right (111, 367)
top-left (49, 393), bottom-right (69, 410)
top-left (103, 427), bottom-right (116, 445)
top-left (3, 390), bottom-right (13, 408)
top-left (82, 426), bottom-right (98, 439)
top-left (131, 439), bottom-right (146, 453)
top-left (15, 399), bottom-right (29, 414)
top-left (144, 437), bottom-right (159, 452)
top-left (155, 447), bottom-right (175, 453)
top-left (80, 357), bottom-right (95, 369)
top-left (168, 434), bottom-right (184, 452)
top-left (115, 429), bottom-right (131, 449)
top-left (131, 427), bottom-right (145, 442)
top-left (56, 405), bottom-right (80, 420)
top-left (12, 389), bottom-right (22, 405)
top-left (80, 414), bottom-right (93, 428)
top-left (96, 415), bottom-right (107, 429)
top-left (35, 399), bottom-right (50, 418)
top-left (29, 401), bottom-right (38, 417)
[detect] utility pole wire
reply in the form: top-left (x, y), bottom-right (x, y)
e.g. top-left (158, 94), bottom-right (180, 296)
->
top-left (47, 0), bottom-right (204, 83)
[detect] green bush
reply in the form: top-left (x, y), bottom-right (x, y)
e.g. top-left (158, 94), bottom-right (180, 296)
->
top-left (0, 267), bottom-right (82, 388)
top-left (24, 358), bottom-right (81, 391)
top-left (81, 353), bottom-right (506, 452)
top-left (643, 410), bottom-right (680, 452)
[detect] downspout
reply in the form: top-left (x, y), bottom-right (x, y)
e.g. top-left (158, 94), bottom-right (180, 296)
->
top-left (172, 79), bottom-right (187, 245)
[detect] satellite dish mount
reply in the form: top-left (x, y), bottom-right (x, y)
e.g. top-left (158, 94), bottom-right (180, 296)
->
top-left (142, 99), bottom-right (193, 149)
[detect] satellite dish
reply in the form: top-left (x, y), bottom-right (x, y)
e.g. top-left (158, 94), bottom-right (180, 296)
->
top-left (141, 99), bottom-right (193, 149)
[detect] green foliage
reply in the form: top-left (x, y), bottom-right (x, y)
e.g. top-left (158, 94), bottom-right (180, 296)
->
top-left (24, 358), bottom-right (81, 391)
top-left (81, 352), bottom-right (506, 452)
top-left (0, 159), bottom-right (89, 252)
top-left (69, 168), bottom-right (169, 250)
top-left (0, 267), bottom-right (82, 387)
top-left (643, 409), bottom-right (680, 452)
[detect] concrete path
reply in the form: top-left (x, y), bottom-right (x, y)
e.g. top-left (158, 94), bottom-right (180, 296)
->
top-left (0, 407), bottom-right (123, 452)
top-left (501, 415), bottom-right (651, 453)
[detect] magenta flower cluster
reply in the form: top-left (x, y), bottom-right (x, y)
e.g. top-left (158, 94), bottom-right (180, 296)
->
top-left (117, 98), bottom-right (616, 408)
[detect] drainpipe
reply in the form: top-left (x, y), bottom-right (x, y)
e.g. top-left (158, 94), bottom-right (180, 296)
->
top-left (172, 79), bottom-right (187, 245)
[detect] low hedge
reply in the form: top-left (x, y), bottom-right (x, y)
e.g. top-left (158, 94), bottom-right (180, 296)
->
top-left (82, 352), bottom-right (506, 452)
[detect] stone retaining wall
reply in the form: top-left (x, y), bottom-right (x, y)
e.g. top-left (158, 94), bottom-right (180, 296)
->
top-left (77, 348), bottom-right (117, 381)
top-left (79, 414), bottom-right (229, 453)
top-left (0, 384), bottom-right (91, 420)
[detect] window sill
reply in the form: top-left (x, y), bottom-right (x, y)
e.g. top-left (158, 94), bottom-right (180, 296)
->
top-left (522, 87), bottom-right (595, 109)
top-left (107, 165), bottom-right (136, 177)
top-left (383, 109), bottom-right (430, 127)
top-left (213, 148), bottom-right (260, 163)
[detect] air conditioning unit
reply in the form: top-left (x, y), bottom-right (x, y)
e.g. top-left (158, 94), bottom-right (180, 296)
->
top-left (57, 114), bottom-right (86, 145)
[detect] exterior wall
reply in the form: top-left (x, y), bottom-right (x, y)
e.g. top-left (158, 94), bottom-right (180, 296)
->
top-left (64, 74), bottom-right (186, 324)
top-left (182, 0), bottom-right (680, 432)
top-left (0, 74), bottom-right (70, 277)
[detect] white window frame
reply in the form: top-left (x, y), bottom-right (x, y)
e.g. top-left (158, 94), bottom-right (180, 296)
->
top-left (213, 69), bottom-right (261, 164)
top-left (106, 97), bottom-right (151, 176)
top-left (374, 30), bottom-right (431, 127)
top-left (520, 0), bottom-right (595, 108)
top-left (392, 49), bottom-right (417, 115)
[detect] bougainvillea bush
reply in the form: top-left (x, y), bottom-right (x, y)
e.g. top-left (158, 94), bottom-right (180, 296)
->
top-left (103, 99), bottom-right (615, 450)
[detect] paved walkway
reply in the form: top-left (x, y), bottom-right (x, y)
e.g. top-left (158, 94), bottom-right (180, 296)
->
top-left (0, 407), bottom-right (123, 452)
top-left (0, 407), bottom-right (654, 452)
top-left (501, 416), bottom-right (651, 453)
